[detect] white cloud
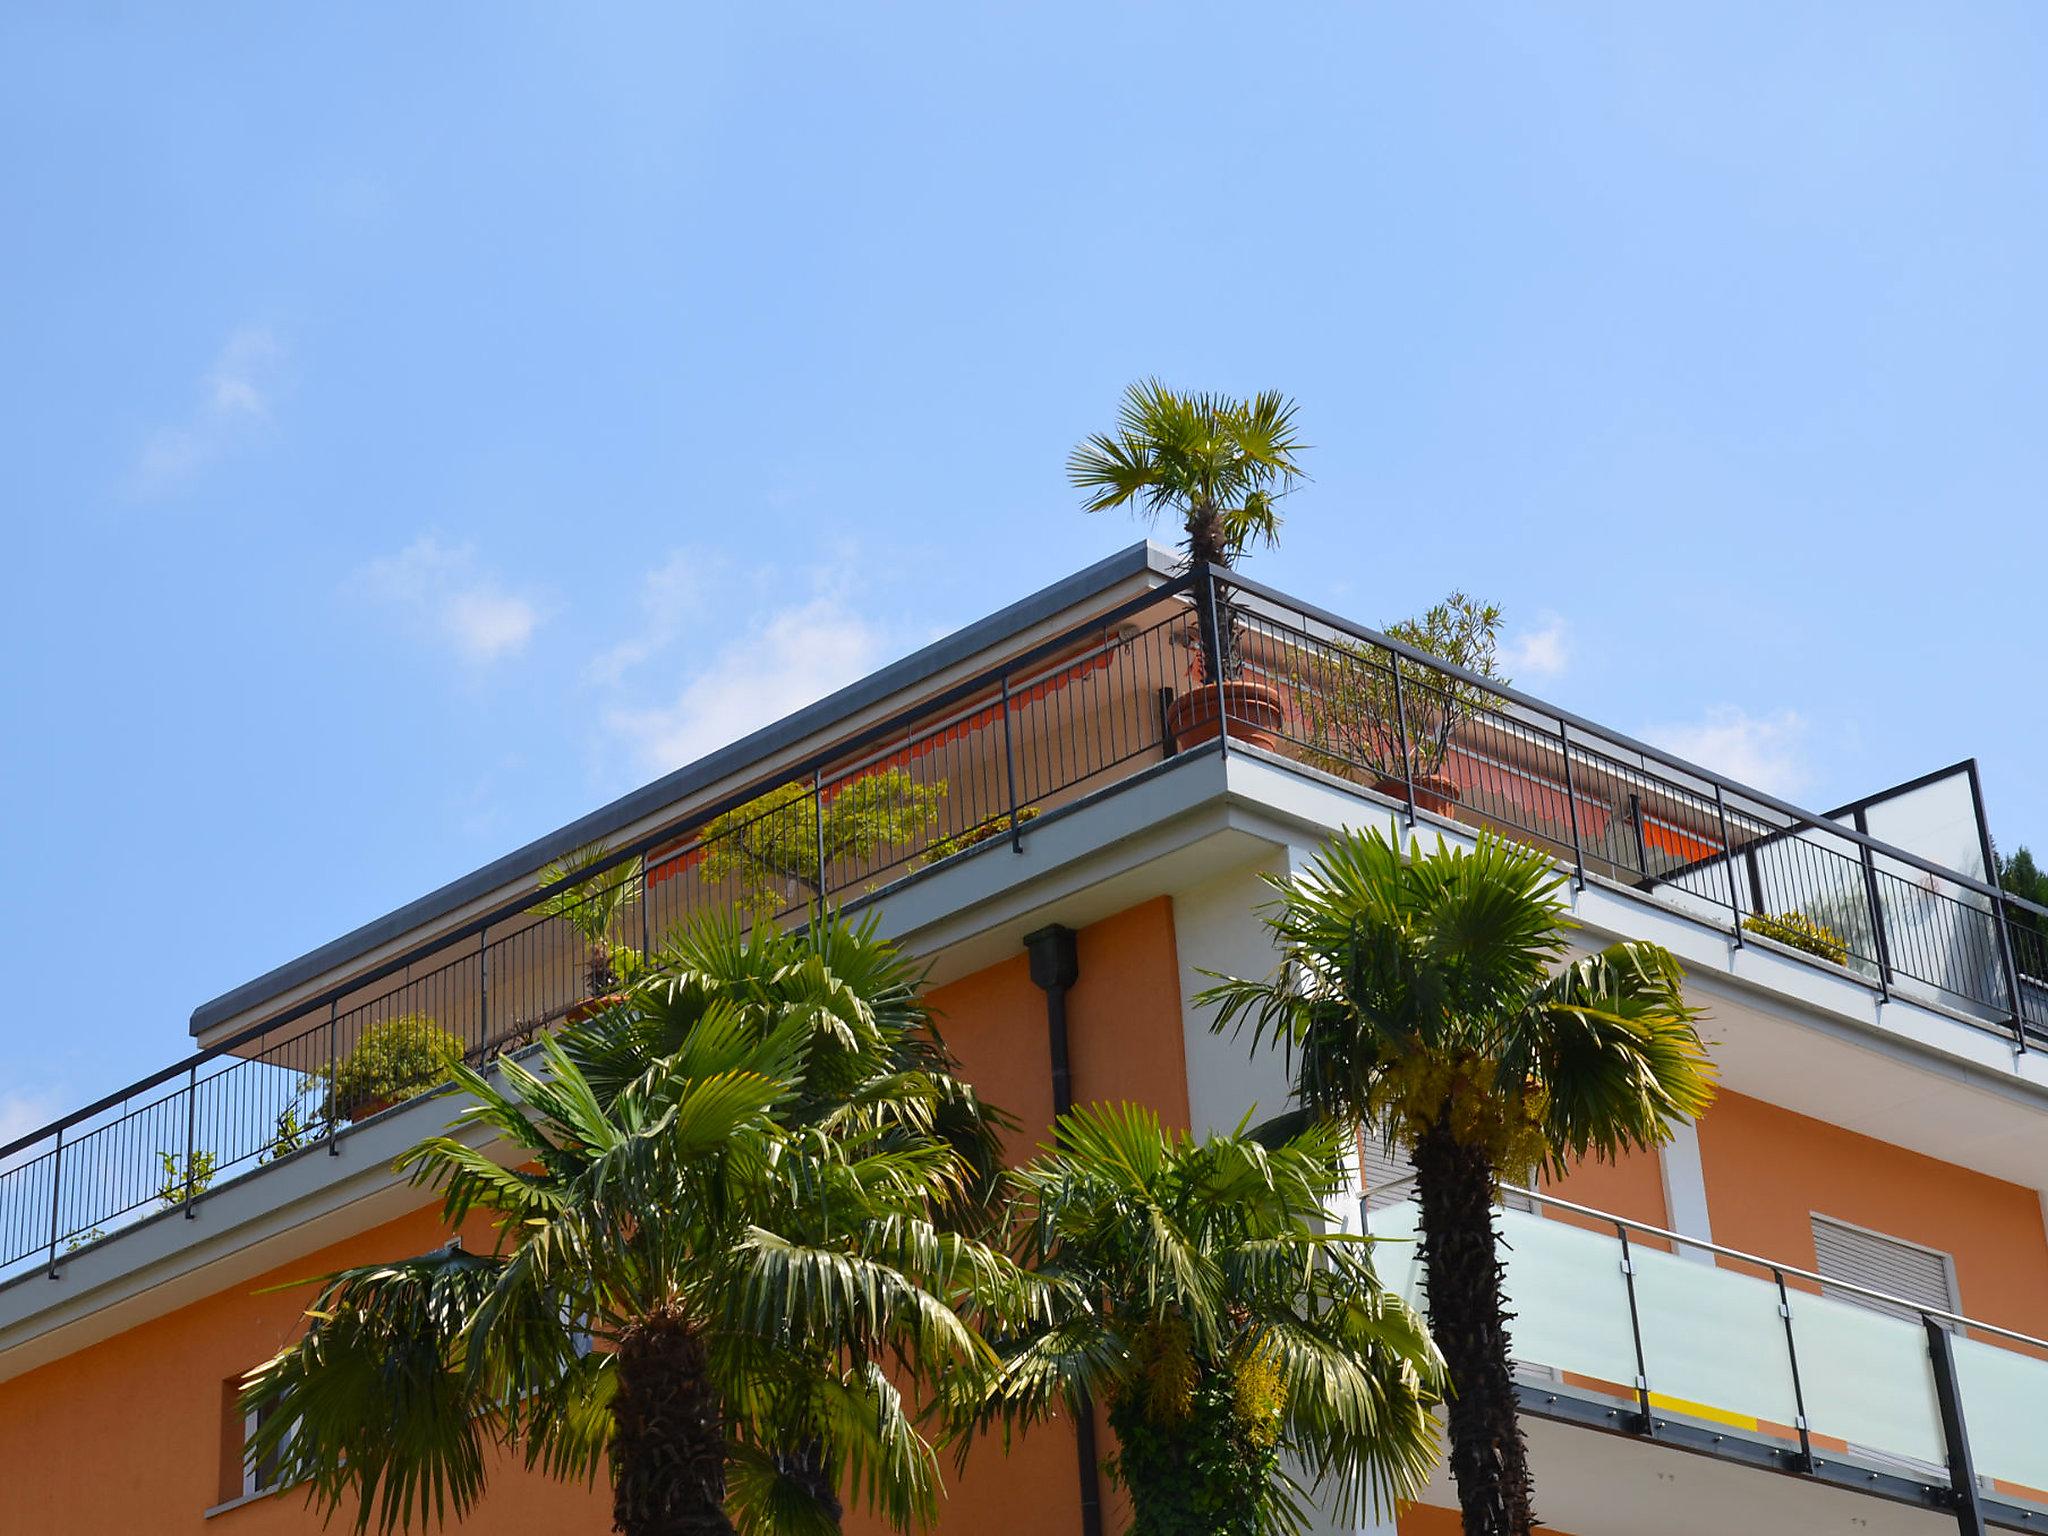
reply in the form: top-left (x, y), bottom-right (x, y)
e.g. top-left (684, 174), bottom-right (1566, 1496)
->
top-left (133, 324), bottom-right (284, 494)
top-left (356, 536), bottom-right (541, 663)
top-left (599, 568), bottom-right (895, 776)
top-left (585, 551), bottom-right (704, 688)
top-left (1644, 706), bottom-right (1811, 799)
top-left (1501, 613), bottom-right (1569, 681)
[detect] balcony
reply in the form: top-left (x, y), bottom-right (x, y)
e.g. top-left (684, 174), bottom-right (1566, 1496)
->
top-left (4, 561), bottom-right (2045, 1285)
top-left (1372, 1190), bottom-right (2048, 1531)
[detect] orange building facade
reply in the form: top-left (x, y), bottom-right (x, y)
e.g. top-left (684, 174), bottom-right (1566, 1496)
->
top-left (5, 544), bottom-right (2044, 1536)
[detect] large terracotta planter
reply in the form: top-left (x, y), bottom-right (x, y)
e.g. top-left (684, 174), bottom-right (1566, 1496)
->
top-left (1371, 771), bottom-right (1463, 817)
top-left (565, 992), bottom-right (629, 1025)
top-left (1165, 680), bottom-right (1286, 753)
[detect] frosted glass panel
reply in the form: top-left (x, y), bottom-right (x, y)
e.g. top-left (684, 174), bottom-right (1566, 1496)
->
top-left (1632, 1247), bottom-right (1799, 1430)
top-left (1954, 1334), bottom-right (2048, 1491)
top-left (1495, 1206), bottom-right (1641, 1387)
top-left (1790, 1289), bottom-right (1945, 1466)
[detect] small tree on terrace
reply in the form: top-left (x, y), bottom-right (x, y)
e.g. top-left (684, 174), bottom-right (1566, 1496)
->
top-left (1201, 829), bottom-right (1714, 1536)
top-left (701, 771), bottom-right (945, 924)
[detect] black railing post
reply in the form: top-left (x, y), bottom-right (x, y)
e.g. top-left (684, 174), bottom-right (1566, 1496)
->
top-left (1558, 720), bottom-right (1585, 890)
top-left (325, 1001), bottom-right (339, 1155)
top-left (1156, 685), bottom-right (1176, 761)
top-left (1992, 901), bottom-right (2028, 1050)
top-left (45, 1126), bottom-right (63, 1277)
top-left (1925, 1316), bottom-right (1987, 1536)
top-left (1199, 563), bottom-right (1230, 755)
top-left (1714, 784), bottom-right (1744, 947)
top-left (1745, 845), bottom-right (1766, 916)
top-left (1773, 1270), bottom-right (1816, 1473)
top-left (1617, 1225), bottom-right (1654, 1435)
top-left (1000, 673), bottom-right (1023, 852)
top-left (812, 767), bottom-right (829, 904)
top-left (1628, 792), bottom-right (1651, 878)
top-left (1390, 654), bottom-right (1417, 826)
top-left (182, 1063), bottom-right (199, 1218)
top-left (1853, 824), bottom-right (1894, 1003)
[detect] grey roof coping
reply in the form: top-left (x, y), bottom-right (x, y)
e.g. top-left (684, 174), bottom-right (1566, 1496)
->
top-left (189, 540), bottom-right (1181, 1037)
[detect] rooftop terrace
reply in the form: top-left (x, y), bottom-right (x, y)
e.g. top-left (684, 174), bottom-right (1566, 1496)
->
top-left (4, 552), bottom-right (2045, 1282)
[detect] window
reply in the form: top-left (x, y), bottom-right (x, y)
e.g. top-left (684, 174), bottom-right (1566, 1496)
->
top-left (240, 1390), bottom-right (296, 1498)
top-left (1361, 1134), bottom-right (1417, 1212)
top-left (1810, 1214), bottom-right (1959, 1324)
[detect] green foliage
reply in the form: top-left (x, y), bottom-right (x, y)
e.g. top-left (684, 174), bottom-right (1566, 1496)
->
top-left (245, 911), bottom-right (1027, 1536)
top-left (1068, 380), bottom-right (1305, 571)
top-left (156, 1148), bottom-right (217, 1209)
top-left (1744, 910), bottom-right (1850, 965)
top-left (700, 770), bottom-right (945, 923)
top-left (1201, 828), bottom-right (1714, 1180)
top-left (536, 842), bottom-right (645, 996)
top-left (261, 1105), bottom-right (314, 1164)
top-left (2001, 846), bottom-right (2048, 951)
top-left (1299, 591), bottom-right (1507, 784)
top-left (926, 805), bottom-right (1039, 861)
top-left (311, 1014), bottom-right (465, 1123)
top-left (970, 1103), bottom-right (1444, 1534)
top-left (1109, 1370), bottom-right (1279, 1536)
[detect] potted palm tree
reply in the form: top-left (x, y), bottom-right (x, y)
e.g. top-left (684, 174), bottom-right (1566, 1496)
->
top-left (1298, 591), bottom-right (1505, 816)
top-left (969, 1103), bottom-right (1443, 1534)
top-left (1202, 829), bottom-right (1714, 1536)
top-left (534, 841), bottom-right (645, 1020)
top-left (1069, 380), bottom-right (1305, 753)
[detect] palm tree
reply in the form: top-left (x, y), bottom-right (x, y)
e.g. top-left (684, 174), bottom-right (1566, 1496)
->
top-left (246, 915), bottom-right (1034, 1536)
top-left (535, 841), bottom-right (646, 998)
top-left (967, 1102), bottom-right (1443, 1536)
top-left (1068, 380), bottom-right (1304, 682)
top-left (1201, 829), bottom-right (1714, 1536)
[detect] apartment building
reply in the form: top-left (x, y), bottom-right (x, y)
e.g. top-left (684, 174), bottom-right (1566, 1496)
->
top-left (3, 541), bottom-right (2044, 1536)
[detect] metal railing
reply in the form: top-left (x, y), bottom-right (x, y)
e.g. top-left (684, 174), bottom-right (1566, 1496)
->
top-left (5, 565), bottom-right (2046, 1284)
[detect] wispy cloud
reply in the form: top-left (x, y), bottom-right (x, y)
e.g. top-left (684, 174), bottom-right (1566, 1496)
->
top-left (356, 536), bottom-right (541, 663)
top-left (1645, 706), bottom-right (1811, 799)
top-left (132, 325), bottom-right (285, 495)
top-left (1501, 613), bottom-right (1569, 681)
top-left (596, 557), bottom-right (900, 777)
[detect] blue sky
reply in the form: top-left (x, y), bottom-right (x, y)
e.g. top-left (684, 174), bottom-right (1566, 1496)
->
top-left (4, 3), bottom-right (2045, 1136)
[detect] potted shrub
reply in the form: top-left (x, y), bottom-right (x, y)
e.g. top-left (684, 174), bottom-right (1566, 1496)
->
top-left (701, 768), bottom-right (945, 922)
top-left (926, 804), bottom-right (1040, 861)
top-left (1297, 590), bottom-right (1505, 815)
top-left (310, 1013), bottom-right (465, 1124)
top-left (534, 842), bottom-right (645, 1020)
top-left (1069, 380), bottom-right (1305, 753)
top-left (1744, 910), bottom-right (1851, 965)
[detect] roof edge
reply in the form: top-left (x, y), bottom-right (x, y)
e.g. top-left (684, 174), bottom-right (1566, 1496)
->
top-left (189, 540), bottom-right (1179, 1037)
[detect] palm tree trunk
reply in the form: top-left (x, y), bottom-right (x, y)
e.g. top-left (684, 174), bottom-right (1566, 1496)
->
top-left (611, 1308), bottom-right (733, 1536)
top-left (1410, 1118), bottom-right (1536, 1536)
top-left (1184, 506), bottom-right (1241, 683)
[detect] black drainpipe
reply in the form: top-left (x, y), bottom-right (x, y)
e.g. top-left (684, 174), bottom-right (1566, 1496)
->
top-left (1024, 923), bottom-right (1102, 1536)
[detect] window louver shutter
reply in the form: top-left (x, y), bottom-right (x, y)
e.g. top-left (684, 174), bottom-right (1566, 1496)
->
top-left (1361, 1135), bottom-right (1418, 1212)
top-left (1810, 1215), bottom-right (1958, 1323)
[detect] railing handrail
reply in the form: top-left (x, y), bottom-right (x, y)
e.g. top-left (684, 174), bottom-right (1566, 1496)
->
top-left (0, 571), bottom-right (1200, 1164)
top-left (6, 563), bottom-right (2037, 1177)
top-left (1217, 568), bottom-right (2048, 924)
top-left (1502, 1186), bottom-right (2048, 1353)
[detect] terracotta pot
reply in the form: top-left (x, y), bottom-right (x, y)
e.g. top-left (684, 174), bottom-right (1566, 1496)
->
top-left (1165, 680), bottom-right (1286, 753)
top-left (565, 992), bottom-right (629, 1025)
top-left (344, 1093), bottom-right (396, 1124)
top-left (1371, 771), bottom-right (1463, 817)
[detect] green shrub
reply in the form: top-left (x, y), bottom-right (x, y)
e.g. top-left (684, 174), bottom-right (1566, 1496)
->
top-left (701, 769), bottom-right (946, 921)
top-left (1744, 910), bottom-right (1849, 965)
top-left (313, 1014), bottom-right (465, 1122)
top-left (927, 805), bottom-right (1040, 860)
top-left (156, 1148), bottom-right (216, 1209)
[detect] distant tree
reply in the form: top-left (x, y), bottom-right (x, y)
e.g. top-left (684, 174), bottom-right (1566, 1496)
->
top-left (1999, 846), bottom-right (2048, 962)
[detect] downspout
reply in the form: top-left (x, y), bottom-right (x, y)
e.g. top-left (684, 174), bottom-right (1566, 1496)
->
top-left (1024, 923), bottom-right (1103, 1536)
